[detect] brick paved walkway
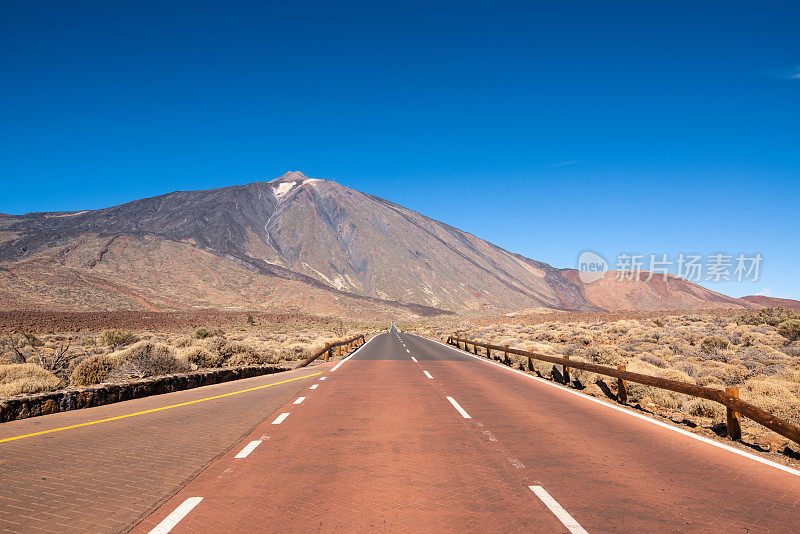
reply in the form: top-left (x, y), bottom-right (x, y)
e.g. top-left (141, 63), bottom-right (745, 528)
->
top-left (0, 366), bottom-right (324, 533)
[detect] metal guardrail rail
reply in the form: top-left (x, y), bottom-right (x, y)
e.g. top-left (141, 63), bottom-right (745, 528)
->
top-left (297, 334), bottom-right (366, 368)
top-left (447, 335), bottom-right (800, 445)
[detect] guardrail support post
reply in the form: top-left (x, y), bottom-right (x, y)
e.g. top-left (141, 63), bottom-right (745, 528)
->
top-left (474, 343), bottom-right (478, 355)
top-left (563, 355), bottom-right (570, 385)
top-left (617, 365), bottom-right (628, 403)
top-left (726, 387), bottom-right (742, 441)
top-left (324, 345), bottom-right (330, 362)
top-left (486, 346), bottom-right (491, 359)
top-left (527, 355), bottom-right (534, 373)
top-left (504, 345), bottom-right (509, 362)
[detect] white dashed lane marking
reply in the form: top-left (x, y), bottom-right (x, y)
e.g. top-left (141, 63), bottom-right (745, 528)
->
top-left (148, 497), bottom-right (203, 534)
top-left (272, 413), bottom-right (290, 425)
top-left (446, 397), bottom-right (471, 419)
top-left (423, 370), bottom-right (433, 379)
top-left (529, 486), bottom-right (588, 534)
top-left (234, 440), bottom-right (262, 459)
top-left (309, 384), bottom-right (319, 390)
top-left (293, 397), bottom-right (305, 404)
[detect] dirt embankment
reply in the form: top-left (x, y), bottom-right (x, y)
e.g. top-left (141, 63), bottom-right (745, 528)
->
top-left (0, 310), bottom-right (328, 333)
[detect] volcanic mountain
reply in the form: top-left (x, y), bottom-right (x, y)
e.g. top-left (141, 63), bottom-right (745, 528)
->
top-left (0, 171), bottom-right (780, 316)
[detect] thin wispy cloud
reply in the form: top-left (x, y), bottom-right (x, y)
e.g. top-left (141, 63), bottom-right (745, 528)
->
top-left (755, 286), bottom-right (773, 296)
top-left (543, 160), bottom-right (578, 168)
top-left (766, 64), bottom-right (800, 79)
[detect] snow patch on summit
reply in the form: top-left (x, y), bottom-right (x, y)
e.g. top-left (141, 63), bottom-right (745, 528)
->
top-left (272, 182), bottom-right (296, 199)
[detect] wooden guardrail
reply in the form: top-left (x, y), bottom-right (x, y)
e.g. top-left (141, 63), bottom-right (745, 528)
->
top-left (447, 335), bottom-right (800, 445)
top-left (297, 334), bottom-right (366, 368)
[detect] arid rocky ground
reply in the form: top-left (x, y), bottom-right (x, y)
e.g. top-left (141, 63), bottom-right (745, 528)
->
top-left (0, 314), bottom-right (385, 398)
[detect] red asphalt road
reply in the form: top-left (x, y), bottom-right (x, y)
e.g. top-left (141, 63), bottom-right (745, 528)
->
top-left (134, 332), bottom-right (800, 533)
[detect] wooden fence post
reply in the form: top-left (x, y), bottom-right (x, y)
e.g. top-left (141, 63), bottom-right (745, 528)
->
top-left (726, 387), bottom-right (742, 441)
top-left (324, 345), bottom-right (330, 361)
top-left (504, 345), bottom-right (509, 362)
top-left (617, 365), bottom-right (628, 403)
top-left (527, 355), bottom-right (534, 373)
top-left (486, 346), bottom-right (491, 359)
top-left (563, 354), bottom-right (570, 385)
top-left (474, 343), bottom-right (478, 355)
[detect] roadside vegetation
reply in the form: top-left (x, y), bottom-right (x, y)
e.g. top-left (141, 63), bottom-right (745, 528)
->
top-left (405, 307), bottom-right (800, 455)
top-left (0, 320), bottom-right (375, 397)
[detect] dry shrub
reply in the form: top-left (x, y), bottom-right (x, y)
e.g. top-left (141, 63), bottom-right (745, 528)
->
top-left (70, 355), bottom-right (115, 386)
top-left (683, 398), bottom-right (724, 419)
top-left (737, 307), bottom-right (799, 327)
top-left (650, 389), bottom-right (682, 410)
top-left (99, 329), bottom-right (139, 348)
top-left (173, 337), bottom-right (193, 348)
top-left (638, 353), bottom-right (668, 368)
top-left (194, 327), bottom-right (211, 339)
top-left (514, 340), bottom-right (556, 355)
top-left (579, 345), bottom-right (625, 366)
top-left (217, 341), bottom-right (253, 359)
top-left (103, 341), bottom-right (188, 381)
top-left (204, 336), bottom-right (227, 354)
top-left (0, 364), bottom-right (61, 397)
top-left (279, 343), bottom-right (310, 361)
top-left (743, 372), bottom-right (800, 424)
top-left (697, 375), bottom-right (724, 387)
top-left (225, 351), bottom-right (273, 366)
top-left (777, 320), bottom-right (800, 341)
top-left (194, 327), bottom-right (225, 340)
top-left (735, 346), bottom-right (785, 372)
top-left (701, 336), bottom-right (729, 353)
top-left (673, 361), bottom-right (701, 379)
top-left (707, 364), bottom-right (749, 386)
top-left (624, 359), bottom-right (694, 404)
top-left (184, 347), bottom-right (224, 368)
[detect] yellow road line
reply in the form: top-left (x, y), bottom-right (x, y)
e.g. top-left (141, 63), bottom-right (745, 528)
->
top-left (0, 372), bottom-right (321, 444)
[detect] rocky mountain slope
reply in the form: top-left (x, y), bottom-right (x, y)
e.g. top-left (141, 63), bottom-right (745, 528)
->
top-left (561, 270), bottom-right (746, 311)
top-left (0, 171), bottom-right (789, 316)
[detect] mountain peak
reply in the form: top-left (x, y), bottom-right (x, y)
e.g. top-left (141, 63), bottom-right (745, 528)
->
top-left (270, 171), bottom-right (310, 183)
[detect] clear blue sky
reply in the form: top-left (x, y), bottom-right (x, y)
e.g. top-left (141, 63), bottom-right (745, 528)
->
top-left (1, 1), bottom-right (798, 299)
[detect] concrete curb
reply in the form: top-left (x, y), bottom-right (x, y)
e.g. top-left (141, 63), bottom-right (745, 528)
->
top-left (0, 365), bottom-right (288, 423)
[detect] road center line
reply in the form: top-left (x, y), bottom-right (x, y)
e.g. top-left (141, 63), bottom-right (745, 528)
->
top-left (411, 356), bottom-right (418, 362)
top-left (148, 497), bottom-right (203, 534)
top-left (293, 397), bottom-right (306, 404)
top-left (529, 486), bottom-right (588, 534)
top-left (446, 396), bottom-right (471, 419)
top-left (423, 370), bottom-right (433, 379)
top-left (309, 384), bottom-right (319, 389)
top-left (234, 440), bottom-right (262, 459)
top-left (272, 413), bottom-right (290, 424)
top-left (0, 372), bottom-right (321, 444)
